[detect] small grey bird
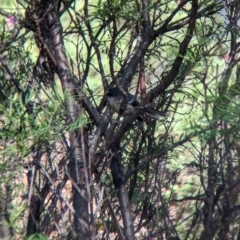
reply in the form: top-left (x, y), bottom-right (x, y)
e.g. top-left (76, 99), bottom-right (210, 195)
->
top-left (107, 87), bottom-right (165, 120)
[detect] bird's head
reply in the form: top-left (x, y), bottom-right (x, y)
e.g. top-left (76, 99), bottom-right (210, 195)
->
top-left (107, 87), bottom-right (119, 97)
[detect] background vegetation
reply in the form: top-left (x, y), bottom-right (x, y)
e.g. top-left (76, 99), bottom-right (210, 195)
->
top-left (0, 0), bottom-right (240, 239)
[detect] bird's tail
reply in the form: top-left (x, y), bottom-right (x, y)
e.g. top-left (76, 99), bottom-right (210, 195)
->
top-left (143, 108), bottom-right (166, 120)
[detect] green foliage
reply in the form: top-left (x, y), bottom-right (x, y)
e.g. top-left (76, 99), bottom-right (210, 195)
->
top-left (28, 233), bottom-right (48, 240)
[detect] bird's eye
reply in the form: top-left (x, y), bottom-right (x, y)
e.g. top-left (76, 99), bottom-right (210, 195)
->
top-left (107, 90), bottom-right (112, 96)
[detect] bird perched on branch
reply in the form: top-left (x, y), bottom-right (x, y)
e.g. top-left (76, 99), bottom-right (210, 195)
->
top-left (107, 87), bottom-right (165, 120)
